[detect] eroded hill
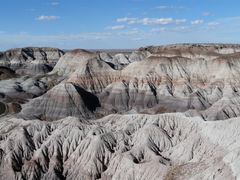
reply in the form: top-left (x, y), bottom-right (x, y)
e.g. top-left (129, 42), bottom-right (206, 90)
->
top-left (1, 44), bottom-right (240, 179)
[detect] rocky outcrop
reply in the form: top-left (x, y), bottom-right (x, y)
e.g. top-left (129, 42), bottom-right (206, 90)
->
top-left (53, 49), bottom-right (148, 76)
top-left (0, 47), bottom-right (64, 75)
top-left (52, 49), bottom-right (96, 75)
top-left (0, 76), bottom-right (49, 102)
top-left (19, 82), bottom-right (100, 121)
top-left (99, 50), bottom-right (149, 70)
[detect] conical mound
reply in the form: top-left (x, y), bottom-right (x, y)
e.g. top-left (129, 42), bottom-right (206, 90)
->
top-left (19, 82), bottom-right (100, 121)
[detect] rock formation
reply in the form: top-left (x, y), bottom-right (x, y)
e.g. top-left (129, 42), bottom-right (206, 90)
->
top-left (0, 113), bottom-right (239, 179)
top-left (0, 47), bottom-right (64, 75)
top-left (0, 66), bottom-right (16, 80)
top-left (19, 82), bottom-right (100, 121)
top-left (1, 44), bottom-right (240, 179)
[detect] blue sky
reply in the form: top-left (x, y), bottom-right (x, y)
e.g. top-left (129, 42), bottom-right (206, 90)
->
top-left (0, 0), bottom-right (240, 50)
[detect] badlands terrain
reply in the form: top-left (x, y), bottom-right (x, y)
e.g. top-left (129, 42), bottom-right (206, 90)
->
top-left (1, 44), bottom-right (240, 179)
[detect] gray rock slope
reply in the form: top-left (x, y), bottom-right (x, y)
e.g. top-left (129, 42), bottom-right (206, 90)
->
top-left (0, 47), bottom-right (64, 75)
top-left (1, 44), bottom-right (240, 180)
top-left (0, 113), bottom-right (239, 180)
top-left (19, 82), bottom-right (100, 121)
top-left (20, 44), bottom-right (240, 121)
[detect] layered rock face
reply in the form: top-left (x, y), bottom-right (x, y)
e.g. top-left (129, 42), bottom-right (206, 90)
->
top-left (0, 47), bottom-right (64, 75)
top-left (19, 82), bottom-right (100, 121)
top-left (44, 44), bottom-right (240, 121)
top-left (0, 48), bottom-right (64, 118)
top-left (1, 44), bottom-right (240, 179)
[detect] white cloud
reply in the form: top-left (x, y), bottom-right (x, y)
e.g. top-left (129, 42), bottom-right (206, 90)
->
top-left (208, 22), bottom-right (220, 26)
top-left (116, 17), bottom-right (186, 25)
top-left (51, 2), bottom-right (59, 6)
top-left (156, 6), bottom-right (168, 9)
top-left (36, 15), bottom-right (60, 21)
top-left (0, 30), bottom-right (144, 47)
top-left (155, 6), bottom-right (185, 10)
top-left (108, 25), bottom-right (126, 30)
top-left (116, 17), bottom-right (137, 23)
top-left (118, 29), bottom-right (140, 36)
top-left (191, 20), bottom-right (204, 25)
top-left (150, 27), bottom-right (166, 33)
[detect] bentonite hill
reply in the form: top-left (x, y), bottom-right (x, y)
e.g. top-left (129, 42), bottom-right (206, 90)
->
top-left (1, 44), bottom-right (240, 179)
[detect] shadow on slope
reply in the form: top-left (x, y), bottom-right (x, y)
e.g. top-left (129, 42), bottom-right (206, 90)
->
top-left (74, 84), bottom-right (100, 111)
